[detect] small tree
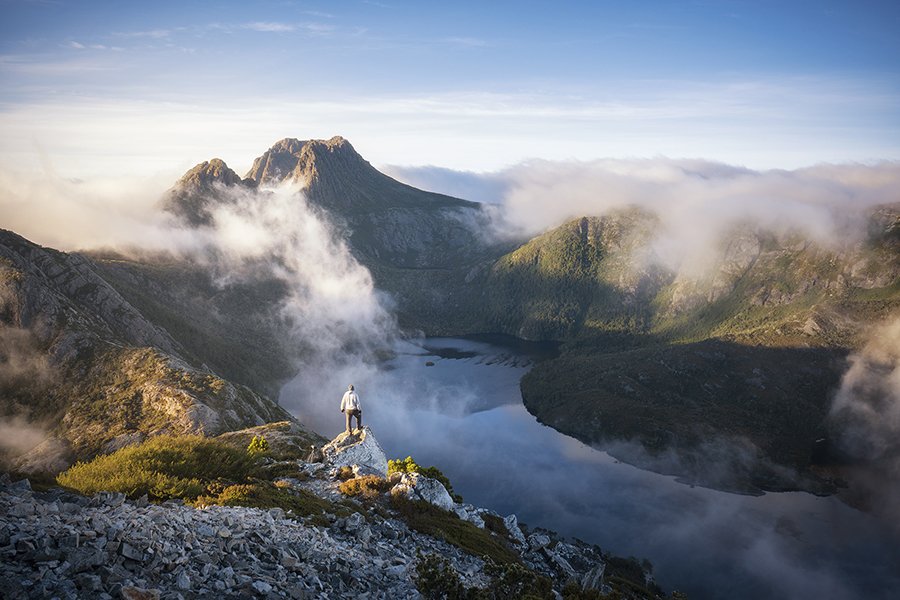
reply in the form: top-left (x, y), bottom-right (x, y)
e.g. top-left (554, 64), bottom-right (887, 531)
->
top-left (247, 435), bottom-right (270, 456)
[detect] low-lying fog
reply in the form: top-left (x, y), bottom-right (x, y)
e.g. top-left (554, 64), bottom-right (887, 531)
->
top-left (281, 336), bottom-right (900, 600)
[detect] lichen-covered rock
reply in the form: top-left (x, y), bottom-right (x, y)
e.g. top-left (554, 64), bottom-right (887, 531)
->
top-left (321, 426), bottom-right (388, 477)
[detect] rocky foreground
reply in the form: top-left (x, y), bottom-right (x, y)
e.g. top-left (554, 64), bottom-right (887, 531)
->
top-left (1, 428), bottom-right (618, 599)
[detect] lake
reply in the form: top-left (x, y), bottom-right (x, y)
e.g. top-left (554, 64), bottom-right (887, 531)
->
top-left (282, 336), bottom-right (900, 599)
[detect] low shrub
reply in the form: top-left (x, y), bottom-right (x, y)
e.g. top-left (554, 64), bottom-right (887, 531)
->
top-left (194, 482), bottom-right (340, 519)
top-left (561, 580), bottom-right (604, 599)
top-left (484, 559), bottom-right (553, 599)
top-left (604, 556), bottom-right (664, 597)
top-left (415, 552), bottom-right (470, 600)
top-left (57, 435), bottom-right (256, 500)
top-left (414, 552), bottom-right (553, 600)
top-left (337, 466), bottom-right (355, 481)
top-left (481, 514), bottom-right (510, 537)
top-left (390, 494), bottom-right (518, 565)
top-left (247, 435), bottom-right (270, 456)
top-left (338, 475), bottom-right (391, 500)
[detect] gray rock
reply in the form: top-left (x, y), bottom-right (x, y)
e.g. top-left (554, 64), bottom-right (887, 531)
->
top-left (75, 573), bottom-right (103, 592)
top-left (503, 514), bottom-right (527, 546)
top-left (343, 513), bottom-right (365, 533)
top-left (67, 547), bottom-right (104, 573)
top-left (544, 548), bottom-right (576, 579)
top-left (121, 586), bottom-right (161, 600)
top-left (120, 543), bottom-right (145, 562)
top-left (582, 563), bottom-right (606, 590)
top-left (98, 491), bottom-right (126, 507)
top-left (321, 427), bottom-right (388, 477)
top-left (7, 478), bottom-right (32, 494)
top-left (175, 571), bottom-right (190, 590)
top-left (392, 473), bottom-right (454, 510)
top-left (453, 504), bottom-right (486, 529)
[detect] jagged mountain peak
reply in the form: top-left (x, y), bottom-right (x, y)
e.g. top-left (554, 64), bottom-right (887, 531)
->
top-left (177, 158), bottom-right (247, 188)
top-left (244, 135), bottom-right (365, 186)
top-left (164, 158), bottom-right (256, 226)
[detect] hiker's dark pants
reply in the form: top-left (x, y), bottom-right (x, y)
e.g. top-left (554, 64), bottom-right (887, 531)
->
top-left (345, 409), bottom-right (362, 432)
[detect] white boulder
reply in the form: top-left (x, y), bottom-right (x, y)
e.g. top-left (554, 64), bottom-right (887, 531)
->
top-left (321, 427), bottom-right (388, 477)
top-left (392, 472), bottom-right (454, 510)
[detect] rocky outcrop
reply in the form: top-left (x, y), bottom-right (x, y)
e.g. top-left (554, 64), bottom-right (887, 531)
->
top-left (391, 472), bottom-right (454, 510)
top-left (216, 421), bottom-right (325, 461)
top-left (321, 427), bottom-right (389, 477)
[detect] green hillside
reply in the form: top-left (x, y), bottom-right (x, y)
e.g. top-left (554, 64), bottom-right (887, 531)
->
top-left (483, 205), bottom-right (900, 492)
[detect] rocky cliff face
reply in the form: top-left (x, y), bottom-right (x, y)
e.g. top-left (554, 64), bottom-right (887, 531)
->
top-left (167, 137), bottom-right (503, 272)
top-left (0, 230), bottom-right (299, 474)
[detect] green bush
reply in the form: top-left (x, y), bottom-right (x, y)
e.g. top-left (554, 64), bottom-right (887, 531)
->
top-left (561, 581), bottom-right (604, 599)
top-left (415, 552), bottom-right (470, 600)
top-left (194, 482), bottom-right (340, 519)
top-left (481, 514), bottom-right (510, 538)
top-left (339, 475), bottom-right (391, 500)
top-left (57, 435), bottom-right (256, 500)
top-left (414, 553), bottom-right (553, 600)
top-left (247, 435), bottom-right (270, 456)
top-left (389, 455), bottom-right (463, 503)
top-left (483, 558), bottom-right (553, 599)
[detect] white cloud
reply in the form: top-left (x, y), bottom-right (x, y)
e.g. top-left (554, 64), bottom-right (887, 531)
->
top-left (243, 21), bottom-right (296, 33)
top-left (0, 75), bottom-right (897, 180)
top-left (113, 29), bottom-right (172, 39)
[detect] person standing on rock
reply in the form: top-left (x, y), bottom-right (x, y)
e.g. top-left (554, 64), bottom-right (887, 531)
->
top-left (340, 384), bottom-right (362, 433)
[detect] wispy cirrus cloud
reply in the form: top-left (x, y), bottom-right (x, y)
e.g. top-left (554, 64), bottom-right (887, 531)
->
top-left (242, 21), bottom-right (296, 33)
top-left (64, 41), bottom-right (121, 51)
top-left (113, 28), bottom-right (173, 39)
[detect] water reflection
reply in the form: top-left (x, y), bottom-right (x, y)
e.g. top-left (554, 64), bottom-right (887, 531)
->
top-left (283, 337), bottom-right (900, 600)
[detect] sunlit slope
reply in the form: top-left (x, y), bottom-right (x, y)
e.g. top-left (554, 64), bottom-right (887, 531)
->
top-left (0, 230), bottom-right (305, 474)
top-left (489, 204), bottom-right (899, 492)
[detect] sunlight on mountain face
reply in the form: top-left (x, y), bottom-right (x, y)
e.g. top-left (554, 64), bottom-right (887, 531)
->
top-left (3, 2), bottom-right (900, 598)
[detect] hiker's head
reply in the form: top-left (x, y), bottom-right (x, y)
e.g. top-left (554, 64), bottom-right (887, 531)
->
top-left (348, 384), bottom-right (354, 391)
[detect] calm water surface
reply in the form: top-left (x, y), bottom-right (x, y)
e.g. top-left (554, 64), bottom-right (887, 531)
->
top-left (286, 336), bottom-right (900, 600)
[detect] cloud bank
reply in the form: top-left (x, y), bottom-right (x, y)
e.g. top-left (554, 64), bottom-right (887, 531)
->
top-left (194, 184), bottom-right (397, 424)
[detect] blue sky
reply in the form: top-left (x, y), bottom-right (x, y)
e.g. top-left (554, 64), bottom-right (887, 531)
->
top-left (1, 0), bottom-right (899, 177)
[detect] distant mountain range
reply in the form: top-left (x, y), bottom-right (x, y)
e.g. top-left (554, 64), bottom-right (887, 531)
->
top-left (3, 136), bottom-right (898, 496)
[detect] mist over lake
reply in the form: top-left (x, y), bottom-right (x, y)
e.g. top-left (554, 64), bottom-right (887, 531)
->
top-left (285, 336), bottom-right (900, 600)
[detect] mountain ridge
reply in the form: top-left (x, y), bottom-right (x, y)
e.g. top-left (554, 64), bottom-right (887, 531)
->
top-left (0, 229), bottom-right (312, 474)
